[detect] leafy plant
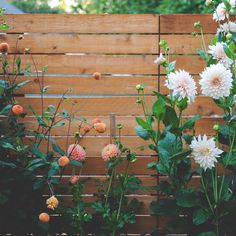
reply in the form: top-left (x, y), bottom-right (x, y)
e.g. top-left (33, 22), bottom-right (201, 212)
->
top-left (91, 125), bottom-right (142, 235)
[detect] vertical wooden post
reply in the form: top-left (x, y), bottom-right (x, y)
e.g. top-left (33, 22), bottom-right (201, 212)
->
top-left (109, 113), bottom-right (116, 143)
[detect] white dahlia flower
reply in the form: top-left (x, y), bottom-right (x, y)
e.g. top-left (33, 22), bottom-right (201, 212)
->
top-left (190, 135), bottom-right (223, 171)
top-left (229, 0), bottom-right (236, 9)
top-left (217, 21), bottom-right (236, 35)
top-left (154, 53), bottom-right (166, 65)
top-left (208, 42), bottom-right (233, 68)
top-left (199, 64), bottom-right (233, 99)
top-left (205, 0), bottom-right (212, 6)
top-left (165, 70), bottom-right (197, 103)
top-left (213, 3), bottom-right (228, 22)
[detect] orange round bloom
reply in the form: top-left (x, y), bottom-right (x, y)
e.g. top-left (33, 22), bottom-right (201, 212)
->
top-left (83, 125), bottom-right (91, 133)
top-left (69, 175), bottom-right (79, 185)
top-left (0, 42), bottom-right (9, 54)
top-left (93, 72), bottom-right (102, 80)
top-left (94, 122), bottom-right (106, 133)
top-left (58, 156), bottom-right (70, 167)
top-left (102, 144), bottom-right (120, 162)
top-left (12, 104), bottom-right (24, 115)
top-left (46, 195), bottom-right (59, 210)
top-left (39, 213), bottom-right (50, 223)
top-left (92, 118), bottom-right (102, 124)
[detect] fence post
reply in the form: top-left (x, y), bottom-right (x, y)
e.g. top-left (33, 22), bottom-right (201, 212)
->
top-left (109, 113), bottom-right (116, 143)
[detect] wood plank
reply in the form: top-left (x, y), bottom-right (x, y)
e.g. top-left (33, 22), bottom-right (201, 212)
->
top-left (160, 34), bottom-right (213, 54)
top-left (0, 34), bottom-right (159, 54)
top-left (160, 14), bottom-right (218, 34)
top-left (50, 215), bottom-right (157, 233)
top-left (15, 75), bottom-right (158, 95)
top-left (26, 136), bottom-right (156, 157)
top-left (47, 176), bottom-right (157, 195)
top-left (3, 54), bottom-right (157, 74)
top-left (18, 96), bottom-right (223, 116)
top-left (160, 55), bottom-right (205, 74)
top-left (53, 195), bottom-right (156, 215)
top-left (23, 115), bottom-right (223, 136)
top-left (4, 14), bottom-right (159, 33)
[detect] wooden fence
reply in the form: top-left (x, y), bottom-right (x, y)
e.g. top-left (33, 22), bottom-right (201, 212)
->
top-left (1, 14), bottom-right (222, 234)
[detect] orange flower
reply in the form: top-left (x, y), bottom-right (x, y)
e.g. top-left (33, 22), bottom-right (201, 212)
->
top-left (102, 144), bottom-right (120, 162)
top-left (12, 105), bottom-right (24, 115)
top-left (39, 212), bottom-right (50, 223)
top-left (58, 156), bottom-right (70, 167)
top-left (92, 118), bottom-right (102, 124)
top-left (83, 125), bottom-right (91, 133)
top-left (0, 42), bottom-right (9, 54)
top-left (46, 195), bottom-right (59, 210)
top-left (69, 175), bottom-right (80, 185)
top-left (93, 72), bottom-right (102, 80)
top-left (94, 122), bottom-right (106, 133)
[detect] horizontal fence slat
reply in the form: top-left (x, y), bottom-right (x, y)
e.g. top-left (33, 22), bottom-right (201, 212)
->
top-left (4, 14), bottom-right (159, 33)
top-left (160, 34), bottom-right (213, 54)
top-left (0, 34), bottom-right (159, 54)
top-left (160, 14), bottom-right (218, 33)
top-left (25, 136), bottom-right (156, 156)
top-left (49, 176), bottom-right (157, 195)
top-left (18, 96), bottom-right (223, 116)
top-left (15, 76), bottom-right (158, 95)
top-left (3, 55), bottom-right (157, 75)
top-left (22, 116), bottom-right (223, 136)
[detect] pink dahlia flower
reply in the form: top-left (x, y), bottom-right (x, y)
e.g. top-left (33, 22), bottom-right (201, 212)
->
top-left (67, 144), bottom-right (86, 161)
top-left (101, 144), bottom-right (119, 162)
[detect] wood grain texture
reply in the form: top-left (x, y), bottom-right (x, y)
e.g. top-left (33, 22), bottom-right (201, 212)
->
top-left (23, 115), bottom-right (223, 136)
top-left (18, 96), bottom-right (223, 116)
top-left (160, 14), bottom-right (218, 33)
top-left (4, 14), bottom-right (159, 33)
top-left (160, 34), bottom-right (213, 54)
top-left (15, 75), bottom-right (158, 95)
top-left (0, 34), bottom-right (159, 54)
top-left (3, 54), bottom-right (158, 74)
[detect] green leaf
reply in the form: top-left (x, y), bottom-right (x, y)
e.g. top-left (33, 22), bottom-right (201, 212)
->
top-left (135, 117), bottom-right (149, 129)
top-left (0, 104), bottom-right (12, 115)
top-left (163, 106), bottom-right (179, 129)
top-left (166, 61), bottom-right (176, 73)
top-left (0, 23), bottom-right (10, 30)
top-left (158, 132), bottom-right (182, 162)
top-left (152, 95), bottom-right (166, 120)
top-left (52, 143), bottom-right (65, 156)
top-left (181, 115), bottom-right (201, 130)
top-left (135, 125), bottom-right (150, 140)
top-left (223, 44), bottom-right (235, 60)
top-left (27, 158), bottom-right (47, 171)
top-left (14, 80), bottom-right (30, 90)
top-left (31, 144), bottom-right (47, 159)
top-left (197, 232), bottom-right (216, 236)
top-left (193, 208), bottom-right (210, 225)
top-left (197, 48), bottom-right (209, 60)
top-left (170, 149), bottom-right (192, 161)
top-left (150, 199), bottom-right (177, 216)
top-left (53, 122), bottom-right (65, 127)
top-left (29, 105), bottom-right (47, 127)
top-left (70, 160), bottom-right (82, 167)
top-left (0, 193), bottom-right (8, 205)
top-left (176, 188), bottom-right (198, 208)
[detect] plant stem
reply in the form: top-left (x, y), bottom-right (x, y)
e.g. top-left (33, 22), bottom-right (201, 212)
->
top-left (105, 167), bottom-right (115, 207)
top-left (201, 172), bottom-right (214, 214)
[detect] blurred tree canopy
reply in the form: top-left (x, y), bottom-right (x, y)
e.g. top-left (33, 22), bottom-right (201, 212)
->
top-left (9, 0), bottom-right (222, 14)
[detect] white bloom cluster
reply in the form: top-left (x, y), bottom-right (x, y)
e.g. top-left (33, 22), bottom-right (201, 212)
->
top-left (208, 42), bottom-right (233, 68)
top-left (165, 70), bottom-right (197, 103)
top-left (213, 3), bottom-right (228, 22)
top-left (217, 21), bottom-right (236, 35)
top-left (190, 135), bottom-right (223, 171)
top-left (199, 64), bottom-right (233, 99)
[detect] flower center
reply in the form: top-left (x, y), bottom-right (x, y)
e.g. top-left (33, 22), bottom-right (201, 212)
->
top-left (199, 147), bottom-right (210, 156)
top-left (211, 77), bottom-right (221, 87)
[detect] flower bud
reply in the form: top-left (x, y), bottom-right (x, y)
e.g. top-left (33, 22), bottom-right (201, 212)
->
top-left (18, 34), bottom-right (24, 40)
top-left (213, 124), bottom-right (219, 132)
top-left (159, 40), bottom-right (167, 48)
top-left (226, 33), bottom-right (232, 40)
top-left (194, 21), bottom-right (202, 29)
top-left (117, 123), bottom-right (124, 129)
top-left (154, 53), bottom-right (166, 65)
top-left (74, 131), bottom-right (80, 139)
top-left (205, 0), bottom-right (213, 6)
top-left (136, 84), bottom-right (144, 92)
top-left (136, 98), bottom-right (142, 104)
